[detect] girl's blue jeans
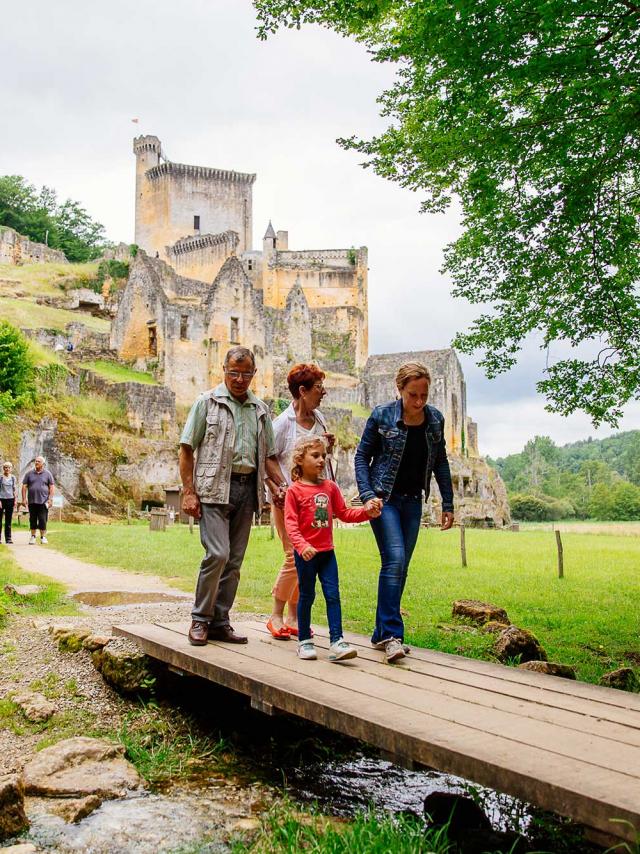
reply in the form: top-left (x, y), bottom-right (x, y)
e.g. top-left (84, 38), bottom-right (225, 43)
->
top-left (294, 548), bottom-right (343, 644)
top-left (369, 494), bottom-right (423, 644)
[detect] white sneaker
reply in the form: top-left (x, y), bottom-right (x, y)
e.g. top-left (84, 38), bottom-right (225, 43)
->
top-left (384, 638), bottom-right (406, 664)
top-left (40, 536), bottom-right (48, 544)
top-left (329, 638), bottom-right (357, 662)
top-left (28, 535), bottom-right (36, 545)
top-left (297, 640), bottom-right (317, 660)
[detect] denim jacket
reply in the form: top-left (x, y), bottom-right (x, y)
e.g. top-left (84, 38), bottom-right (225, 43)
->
top-left (354, 400), bottom-right (454, 511)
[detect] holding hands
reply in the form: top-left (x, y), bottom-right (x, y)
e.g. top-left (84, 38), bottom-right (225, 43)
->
top-left (364, 497), bottom-right (383, 518)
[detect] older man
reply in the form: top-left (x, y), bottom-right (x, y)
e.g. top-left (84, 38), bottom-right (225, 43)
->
top-left (21, 456), bottom-right (55, 545)
top-left (180, 346), bottom-right (287, 646)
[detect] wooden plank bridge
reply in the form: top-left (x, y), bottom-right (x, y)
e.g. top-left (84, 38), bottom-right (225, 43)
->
top-left (114, 620), bottom-right (640, 845)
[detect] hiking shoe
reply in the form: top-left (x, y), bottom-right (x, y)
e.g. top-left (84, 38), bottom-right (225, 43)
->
top-left (28, 535), bottom-right (36, 545)
top-left (297, 640), bottom-right (317, 660)
top-left (384, 638), bottom-right (406, 664)
top-left (40, 536), bottom-right (48, 544)
top-left (329, 638), bottom-right (357, 662)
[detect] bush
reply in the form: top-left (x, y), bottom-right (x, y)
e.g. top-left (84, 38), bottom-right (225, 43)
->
top-left (0, 321), bottom-right (34, 417)
top-left (509, 493), bottom-right (575, 521)
top-left (590, 481), bottom-right (640, 520)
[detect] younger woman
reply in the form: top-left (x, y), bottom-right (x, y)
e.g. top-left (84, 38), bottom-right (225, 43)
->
top-left (284, 437), bottom-right (381, 662)
top-left (0, 461), bottom-right (17, 544)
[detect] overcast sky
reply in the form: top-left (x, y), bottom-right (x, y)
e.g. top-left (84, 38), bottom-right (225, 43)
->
top-left (2, 0), bottom-right (638, 456)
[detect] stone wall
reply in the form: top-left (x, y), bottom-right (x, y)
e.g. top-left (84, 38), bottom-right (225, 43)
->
top-left (0, 227), bottom-right (67, 265)
top-left (78, 370), bottom-right (176, 436)
top-left (166, 230), bottom-right (239, 283)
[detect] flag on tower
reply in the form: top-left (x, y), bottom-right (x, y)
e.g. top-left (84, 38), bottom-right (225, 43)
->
top-left (131, 118), bottom-right (139, 124)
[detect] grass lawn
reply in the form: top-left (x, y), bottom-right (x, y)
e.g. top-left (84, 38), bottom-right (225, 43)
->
top-left (0, 295), bottom-right (109, 333)
top-left (45, 522), bottom-right (640, 685)
top-left (0, 261), bottom-right (99, 299)
top-left (80, 359), bottom-right (157, 385)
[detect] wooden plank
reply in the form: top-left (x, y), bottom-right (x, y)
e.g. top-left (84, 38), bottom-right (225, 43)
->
top-left (156, 622), bottom-right (640, 777)
top-left (242, 622), bottom-right (640, 747)
top-left (315, 625), bottom-right (640, 713)
top-left (114, 622), bottom-right (640, 842)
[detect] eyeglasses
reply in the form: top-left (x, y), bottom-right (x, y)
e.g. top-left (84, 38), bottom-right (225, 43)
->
top-left (225, 370), bottom-right (255, 380)
top-left (312, 383), bottom-right (325, 392)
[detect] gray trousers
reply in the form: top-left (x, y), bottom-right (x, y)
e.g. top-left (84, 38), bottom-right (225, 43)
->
top-left (192, 477), bottom-right (256, 626)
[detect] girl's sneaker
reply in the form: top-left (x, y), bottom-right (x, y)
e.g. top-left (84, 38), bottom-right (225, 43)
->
top-left (297, 640), bottom-right (317, 660)
top-left (329, 638), bottom-right (357, 662)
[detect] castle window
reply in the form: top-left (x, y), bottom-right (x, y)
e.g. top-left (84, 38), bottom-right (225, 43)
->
top-left (193, 215), bottom-right (200, 231)
top-left (247, 260), bottom-right (253, 271)
top-left (148, 324), bottom-right (157, 357)
top-left (180, 315), bottom-right (189, 340)
top-left (230, 316), bottom-right (240, 344)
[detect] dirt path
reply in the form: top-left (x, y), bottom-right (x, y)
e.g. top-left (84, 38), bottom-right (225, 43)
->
top-left (7, 527), bottom-right (191, 597)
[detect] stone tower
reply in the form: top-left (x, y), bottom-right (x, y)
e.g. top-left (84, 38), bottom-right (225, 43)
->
top-left (133, 135), bottom-right (256, 262)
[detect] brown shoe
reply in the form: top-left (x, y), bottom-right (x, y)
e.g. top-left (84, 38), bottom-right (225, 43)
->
top-left (188, 620), bottom-right (209, 646)
top-left (208, 625), bottom-right (248, 644)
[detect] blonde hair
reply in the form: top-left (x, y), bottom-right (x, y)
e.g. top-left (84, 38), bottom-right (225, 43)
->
top-left (290, 437), bottom-right (327, 482)
top-left (2, 462), bottom-right (12, 469)
top-left (395, 362), bottom-right (431, 392)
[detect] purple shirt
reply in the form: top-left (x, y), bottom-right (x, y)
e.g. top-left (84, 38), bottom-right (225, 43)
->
top-left (23, 469), bottom-right (54, 505)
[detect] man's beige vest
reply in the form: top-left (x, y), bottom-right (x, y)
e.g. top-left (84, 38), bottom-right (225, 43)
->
top-left (194, 390), bottom-right (270, 510)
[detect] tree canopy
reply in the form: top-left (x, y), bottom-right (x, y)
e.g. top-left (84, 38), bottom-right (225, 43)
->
top-left (255, 0), bottom-right (640, 426)
top-left (0, 321), bottom-right (34, 419)
top-left (0, 175), bottom-right (107, 262)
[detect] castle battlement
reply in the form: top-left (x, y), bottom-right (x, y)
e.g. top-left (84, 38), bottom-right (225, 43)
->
top-left (276, 248), bottom-right (363, 262)
top-left (133, 135), bottom-right (162, 155)
top-left (146, 161), bottom-right (256, 185)
top-left (167, 230), bottom-right (239, 257)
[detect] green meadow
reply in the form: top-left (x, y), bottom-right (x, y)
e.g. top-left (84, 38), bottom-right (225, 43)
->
top-left (39, 522), bottom-right (640, 686)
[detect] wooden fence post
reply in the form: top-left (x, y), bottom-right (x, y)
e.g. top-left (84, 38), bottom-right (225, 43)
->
top-left (555, 530), bottom-right (564, 579)
top-left (88, 504), bottom-right (92, 525)
top-left (189, 515), bottom-right (194, 535)
top-left (460, 523), bottom-right (467, 568)
top-left (127, 501), bottom-right (131, 525)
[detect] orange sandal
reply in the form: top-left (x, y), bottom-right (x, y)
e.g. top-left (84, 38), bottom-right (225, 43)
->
top-left (286, 626), bottom-right (313, 638)
top-left (267, 619), bottom-right (291, 640)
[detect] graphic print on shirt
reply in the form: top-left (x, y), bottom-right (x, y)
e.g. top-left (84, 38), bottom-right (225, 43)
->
top-left (311, 493), bottom-right (330, 528)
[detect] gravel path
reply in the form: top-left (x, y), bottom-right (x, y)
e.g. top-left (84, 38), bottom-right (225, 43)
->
top-left (7, 528), bottom-right (190, 595)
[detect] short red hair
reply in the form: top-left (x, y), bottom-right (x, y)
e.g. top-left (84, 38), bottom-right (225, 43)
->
top-left (287, 363), bottom-right (325, 399)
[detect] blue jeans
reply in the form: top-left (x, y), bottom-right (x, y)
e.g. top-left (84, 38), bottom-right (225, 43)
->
top-left (294, 549), bottom-right (343, 644)
top-left (370, 495), bottom-right (423, 643)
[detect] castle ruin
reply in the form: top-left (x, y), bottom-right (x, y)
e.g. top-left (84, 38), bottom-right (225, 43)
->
top-left (109, 135), bottom-right (509, 525)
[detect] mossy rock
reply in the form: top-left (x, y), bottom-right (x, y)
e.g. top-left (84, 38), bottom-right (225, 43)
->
top-left (92, 639), bottom-right (155, 694)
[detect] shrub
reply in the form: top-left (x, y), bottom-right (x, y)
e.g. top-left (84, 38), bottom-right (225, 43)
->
top-left (509, 493), bottom-right (575, 521)
top-left (0, 321), bottom-right (34, 417)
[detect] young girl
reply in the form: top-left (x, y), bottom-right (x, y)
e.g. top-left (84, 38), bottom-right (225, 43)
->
top-left (284, 437), bottom-right (382, 662)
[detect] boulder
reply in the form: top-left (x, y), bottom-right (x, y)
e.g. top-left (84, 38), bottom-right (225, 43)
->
top-left (600, 667), bottom-right (638, 692)
top-left (47, 793), bottom-right (102, 823)
top-left (92, 638), bottom-right (155, 694)
top-left (518, 661), bottom-right (576, 680)
top-left (452, 600), bottom-right (510, 626)
top-left (0, 845), bottom-right (38, 854)
top-left (481, 620), bottom-right (510, 634)
top-left (49, 625), bottom-right (92, 653)
top-left (3, 584), bottom-right (44, 598)
top-left (13, 691), bottom-right (57, 722)
top-left (22, 736), bottom-right (142, 798)
top-left (423, 792), bottom-right (528, 853)
top-left (0, 774), bottom-right (29, 840)
top-left (82, 634), bottom-right (112, 652)
top-left (494, 626), bottom-right (547, 663)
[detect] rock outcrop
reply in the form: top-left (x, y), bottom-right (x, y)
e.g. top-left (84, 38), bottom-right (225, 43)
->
top-left (12, 691), bottom-right (57, 722)
top-left (0, 775), bottom-right (29, 840)
top-left (92, 638), bottom-right (155, 694)
top-left (600, 667), bottom-right (638, 691)
top-left (518, 661), bottom-right (576, 679)
top-left (452, 600), bottom-right (510, 626)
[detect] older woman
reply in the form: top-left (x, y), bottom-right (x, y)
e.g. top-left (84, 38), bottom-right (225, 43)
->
top-left (266, 363), bottom-right (334, 638)
top-left (0, 461), bottom-right (18, 544)
top-left (354, 362), bottom-right (455, 663)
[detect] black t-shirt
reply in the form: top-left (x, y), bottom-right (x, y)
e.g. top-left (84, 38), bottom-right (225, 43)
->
top-left (392, 424), bottom-right (428, 497)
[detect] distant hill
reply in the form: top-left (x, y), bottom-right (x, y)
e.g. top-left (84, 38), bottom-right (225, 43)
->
top-left (487, 431), bottom-right (640, 520)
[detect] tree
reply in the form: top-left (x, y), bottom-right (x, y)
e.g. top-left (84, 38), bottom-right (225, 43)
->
top-left (0, 321), bottom-right (34, 418)
top-left (0, 175), bottom-right (106, 262)
top-left (255, 0), bottom-right (640, 426)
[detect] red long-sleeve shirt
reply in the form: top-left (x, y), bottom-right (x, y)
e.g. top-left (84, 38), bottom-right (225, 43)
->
top-left (284, 479), bottom-right (369, 553)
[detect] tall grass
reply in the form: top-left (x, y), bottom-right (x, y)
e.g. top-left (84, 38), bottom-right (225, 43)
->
top-left (81, 359), bottom-right (157, 385)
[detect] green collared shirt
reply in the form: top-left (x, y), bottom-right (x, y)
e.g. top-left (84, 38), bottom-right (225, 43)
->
top-left (181, 383), bottom-right (275, 473)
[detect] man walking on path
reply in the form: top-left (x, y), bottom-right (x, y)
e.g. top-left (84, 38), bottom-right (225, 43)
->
top-left (21, 456), bottom-right (55, 545)
top-left (180, 346), bottom-right (287, 646)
